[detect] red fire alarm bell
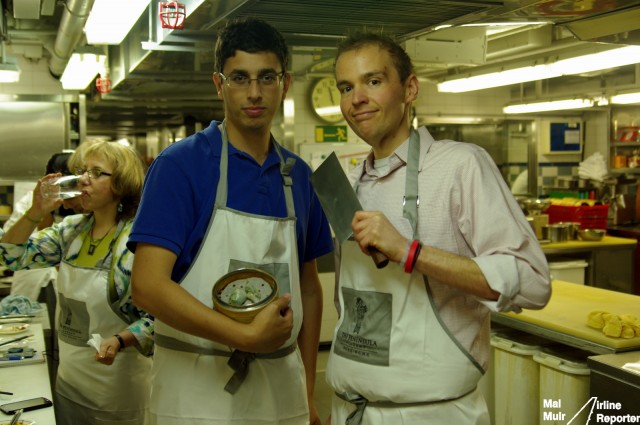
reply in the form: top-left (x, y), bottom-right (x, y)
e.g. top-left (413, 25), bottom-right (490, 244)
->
top-left (159, 2), bottom-right (186, 30)
top-left (96, 77), bottom-right (111, 93)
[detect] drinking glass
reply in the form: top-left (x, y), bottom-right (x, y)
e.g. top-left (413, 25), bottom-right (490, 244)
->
top-left (40, 175), bottom-right (82, 200)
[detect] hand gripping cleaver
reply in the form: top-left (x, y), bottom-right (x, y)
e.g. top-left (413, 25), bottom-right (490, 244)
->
top-left (311, 152), bottom-right (389, 269)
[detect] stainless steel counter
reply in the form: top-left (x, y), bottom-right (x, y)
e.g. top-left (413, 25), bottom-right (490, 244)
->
top-left (0, 321), bottom-right (56, 424)
top-left (542, 235), bottom-right (637, 294)
top-left (588, 351), bottom-right (640, 418)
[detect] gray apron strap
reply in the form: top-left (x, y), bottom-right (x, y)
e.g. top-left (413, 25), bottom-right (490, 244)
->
top-left (215, 122), bottom-right (230, 208)
top-left (155, 333), bottom-right (296, 394)
top-left (336, 385), bottom-right (478, 425)
top-left (217, 120), bottom-right (296, 218)
top-left (403, 128), bottom-right (420, 238)
top-left (352, 129), bottom-right (420, 238)
top-left (277, 152), bottom-right (296, 219)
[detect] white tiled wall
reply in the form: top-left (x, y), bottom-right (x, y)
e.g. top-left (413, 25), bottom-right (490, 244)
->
top-left (0, 56), bottom-right (66, 95)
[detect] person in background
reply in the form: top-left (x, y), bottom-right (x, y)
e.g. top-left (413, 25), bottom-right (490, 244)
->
top-left (128, 18), bottom-right (333, 425)
top-left (0, 141), bottom-right (152, 425)
top-left (3, 152), bottom-right (77, 300)
top-left (324, 32), bottom-right (551, 425)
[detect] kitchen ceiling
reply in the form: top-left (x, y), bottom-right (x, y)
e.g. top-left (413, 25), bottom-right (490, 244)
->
top-left (3, 0), bottom-right (640, 138)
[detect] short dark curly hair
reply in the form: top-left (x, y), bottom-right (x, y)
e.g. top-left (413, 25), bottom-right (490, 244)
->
top-left (214, 18), bottom-right (289, 73)
top-left (335, 32), bottom-right (414, 84)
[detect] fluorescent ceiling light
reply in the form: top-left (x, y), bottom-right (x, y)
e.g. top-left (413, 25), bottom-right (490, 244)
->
top-left (611, 92), bottom-right (640, 105)
top-left (434, 22), bottom-right (540, 33)
top-left (0, 62), bottom-right (21, 83)
top-left (462, 22), bottom-right (546, 36)
top-left (85, 0), bottom-right (151, 45)
top-left (503, 98), bottom-right (594, 114)
top-left (439, 45), bottom-right (640, 93)
top-left (549, 47), bottom-right (640, 74)
top-left (60, 52), bottom-right (106, 90)
top-left (439, 64), bottom-right (559, 93)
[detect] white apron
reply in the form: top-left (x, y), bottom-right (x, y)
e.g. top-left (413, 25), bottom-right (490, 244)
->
top-left (55, 220), bottom-right (151, 425)
top-left (151, 122), bottom-right (308, 425)
top-left (326, 130), bottom-right (488, 425)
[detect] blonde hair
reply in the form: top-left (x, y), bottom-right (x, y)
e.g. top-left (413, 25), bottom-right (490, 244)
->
top-left (80, 141), bottom-right (147, 220)
top-left (68, 139), bottom-right (99, 172)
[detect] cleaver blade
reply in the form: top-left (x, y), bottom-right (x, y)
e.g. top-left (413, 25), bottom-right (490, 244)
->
top-left (311, 152), bottom-right (388, 269)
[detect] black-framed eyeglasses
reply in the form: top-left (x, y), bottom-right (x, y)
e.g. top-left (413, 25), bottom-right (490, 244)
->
top-left (75, 168), bottom-right (113, 179)
top-left (218, 71), bottom-right (285, 88)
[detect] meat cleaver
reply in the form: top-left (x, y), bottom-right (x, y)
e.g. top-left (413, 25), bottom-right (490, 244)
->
top-left (311, 152), bottom-right (389, 269)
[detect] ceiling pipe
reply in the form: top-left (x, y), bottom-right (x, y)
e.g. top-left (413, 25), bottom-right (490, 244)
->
top-left (48, 0), bottom-right (95, 77)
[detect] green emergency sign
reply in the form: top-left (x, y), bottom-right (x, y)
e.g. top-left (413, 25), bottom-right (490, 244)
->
top-left (315, 125), bottom-right (348, 142)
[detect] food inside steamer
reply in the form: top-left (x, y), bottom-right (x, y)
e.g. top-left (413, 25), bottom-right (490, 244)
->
top-left (218, 277), bottom-right (273, 307)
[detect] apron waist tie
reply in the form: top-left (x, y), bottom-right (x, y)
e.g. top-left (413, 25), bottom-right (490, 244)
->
top-left (336, 386), bottom-right (478, 425)
top-left (155, 333), bottom-right (296, 394)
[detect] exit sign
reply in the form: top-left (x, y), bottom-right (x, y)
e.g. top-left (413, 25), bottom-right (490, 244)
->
top-left (315, 125), bottom-right (347, 142)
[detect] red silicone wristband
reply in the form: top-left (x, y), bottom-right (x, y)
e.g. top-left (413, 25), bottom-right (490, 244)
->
top-left (404, 240), bottom-right (420, 273)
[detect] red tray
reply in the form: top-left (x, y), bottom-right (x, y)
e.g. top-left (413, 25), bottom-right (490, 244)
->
top-left (546, 204), bottom-right (608, 230)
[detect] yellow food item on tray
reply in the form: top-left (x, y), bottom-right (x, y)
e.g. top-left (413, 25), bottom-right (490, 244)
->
top-left (587, 310), bottom-right (610, 329)
top-left (587, 310), bottom-right (640, 339)
top-left (602, 315), bottom-right (622, 337)
top-left (621, 324), bottom-right (636, 339)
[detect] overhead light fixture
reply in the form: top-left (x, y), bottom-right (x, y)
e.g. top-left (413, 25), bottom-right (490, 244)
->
top-left (439, 45), bottom-right (640, 93)
top-left (0, 62), bottom-right (21, 83)
top-left (611, 92), bottom-right (640, 105)
top-left (84, 0), bottom-right (151, 44)
top-left (433, 22), bottom-right (540, 34)
top-left (60, 50), bottom-right (107, 90)
top-left (439, 64), bottom-right (559, 93)
top-left (549, 47), bottom-right (640, 75)
top-left (503, 98), bottom-right (595, 114)
top-left (0, 43), bottom-right (21, 83)
top-left (460, 22), bottom-right (547, 36)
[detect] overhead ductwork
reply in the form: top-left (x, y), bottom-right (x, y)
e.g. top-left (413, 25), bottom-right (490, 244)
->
top-left (562, 6), bottom-right (640, 46)
top-left (48, 0), bottom-right (95, 77)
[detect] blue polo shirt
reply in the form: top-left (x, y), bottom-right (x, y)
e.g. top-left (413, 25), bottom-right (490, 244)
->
top-left (128, 121), bottom-right (333, 283)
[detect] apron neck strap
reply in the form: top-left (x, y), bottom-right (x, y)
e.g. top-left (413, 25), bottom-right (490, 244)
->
top-left (216, 122), bottom-right (230, 208)
top-left (403, 128), bottom-right (420, 238)
top-left (216, 120), bottom-right (296, 218)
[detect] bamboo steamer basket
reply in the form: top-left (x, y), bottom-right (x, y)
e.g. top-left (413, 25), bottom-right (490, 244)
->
top-left (212, 268), bottom-right (278, 323)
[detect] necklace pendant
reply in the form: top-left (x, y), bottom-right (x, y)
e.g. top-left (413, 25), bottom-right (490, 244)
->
top-left (88, 244), bottom-right (97, 255)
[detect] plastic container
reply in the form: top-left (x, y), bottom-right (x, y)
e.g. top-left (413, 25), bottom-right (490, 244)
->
top-left (548, 259), bottom-right (588, 284)
top-left (534, 347), bottom-right (591, 425)
top-left (478, 328), bottom-right (498, 424)
top-left (491, 331), bottom-right (551, 425)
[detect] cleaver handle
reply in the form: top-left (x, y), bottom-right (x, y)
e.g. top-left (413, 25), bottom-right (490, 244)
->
top-left (368, 248), bottom-right (389, 269)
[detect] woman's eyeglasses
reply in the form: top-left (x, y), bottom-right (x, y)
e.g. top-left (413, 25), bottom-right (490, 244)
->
top-left (75, 168), bottom-right (112, 179)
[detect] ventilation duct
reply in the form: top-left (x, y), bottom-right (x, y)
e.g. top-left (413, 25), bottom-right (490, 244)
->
top-left (48, 0), bottom-right (95, 77)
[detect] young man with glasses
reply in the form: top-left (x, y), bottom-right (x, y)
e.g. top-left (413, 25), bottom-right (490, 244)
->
top-left (128, 18), bottom-right (333, 425)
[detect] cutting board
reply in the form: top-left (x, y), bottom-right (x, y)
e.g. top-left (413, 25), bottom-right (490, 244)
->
top-left (500, 280), bottom-right (640, 350)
